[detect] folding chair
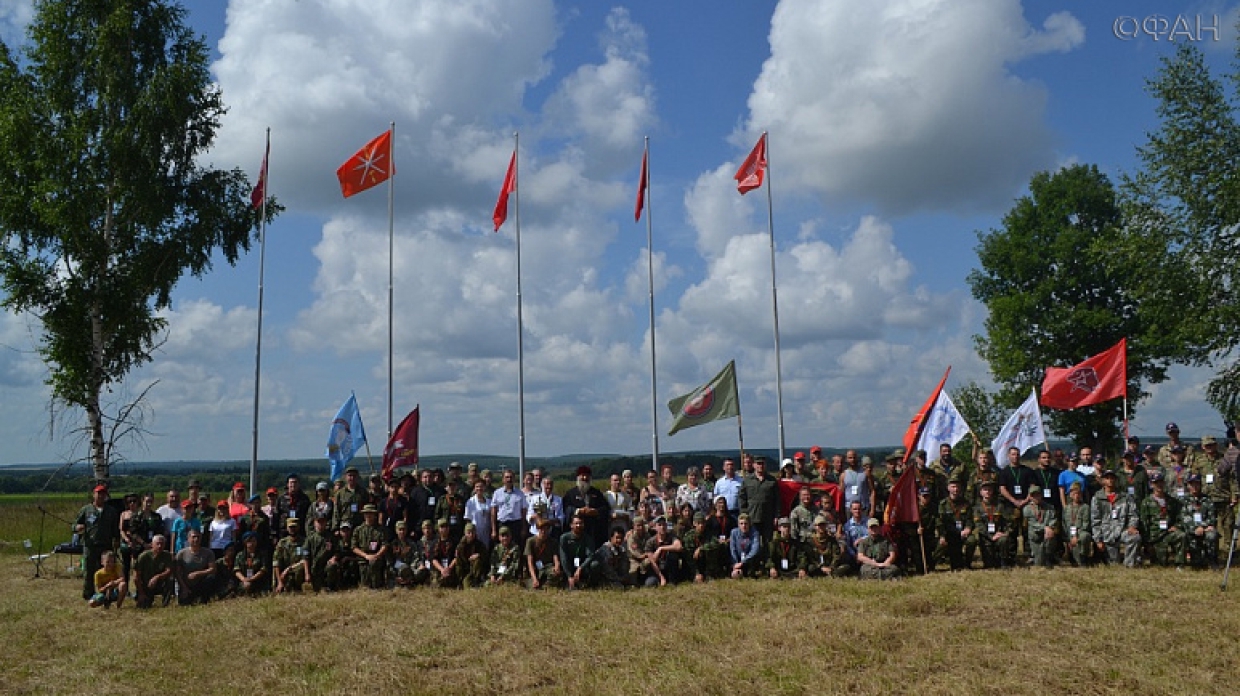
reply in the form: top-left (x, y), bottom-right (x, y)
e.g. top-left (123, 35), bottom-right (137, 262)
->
top-left (24, 540), bottom-right (51, 577)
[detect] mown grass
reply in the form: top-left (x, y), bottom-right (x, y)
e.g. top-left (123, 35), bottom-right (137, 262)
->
top-left (0, 494), bottom-right (83, 555)
top-left (3, 552), bottom-right (1240, 695)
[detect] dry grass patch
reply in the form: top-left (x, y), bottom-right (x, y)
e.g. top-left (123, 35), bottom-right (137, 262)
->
top-left (2, 554), bottom-right (1239, 695)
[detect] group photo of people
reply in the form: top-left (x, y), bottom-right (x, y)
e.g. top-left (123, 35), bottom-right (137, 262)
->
top-left (72, 419), bottom-right (1240, 609)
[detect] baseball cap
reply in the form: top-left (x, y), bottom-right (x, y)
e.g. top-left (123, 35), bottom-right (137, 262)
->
top-left (810, 445), bottom-right (822, 453)
top-left (1166, 422), bottom-right (1180, 432)
top-left (866, 518), bottom-right (880, 528)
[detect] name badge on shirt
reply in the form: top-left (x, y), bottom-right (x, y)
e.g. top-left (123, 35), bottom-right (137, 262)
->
top-left (497, 564), bottom-right (507, 574)
top-left (246, 570), bottom-right (253, 579)
top-left (424, 560), bottom-right (431, 569)
top-left (350, 504), bottom-right (358, 513)
top-left (1159, 520), bottom-right (1168, 531)
top-left (573, 557), bottom-right (581, 568)
top-left (536, 560), bottom-right (544, 571)
top-left (955, 521), bottom-right (963, 530)
top-left (1013, 486), bottom-right (1023, 496)
top-left (441, 558), bottom-right (450, 567)
top-left (849, 486), bottom-right (858, 496)
top-left (1175, 488), bottom-right (1185, 498)
top-left (428, 497), bottom-right (436, 506)
top-left (87, 515), bottom-right (96, 524)
top-left (1194, 512), bottom-right (1204, 524)
top-left (1070, 526), bottom-right (1077, 537)
top-left (297, 547), bottom-right (305, 556)
top-left (987, 523), bottom-right (996, 534)
top-left (781, 559), bottom-right (789, 570)
top-left (1111, 510), bottom-right (1118, 520)
top-left (369, 541), bottom-right (378, 551)
top-left (1206, 475), bottom-right (1215, 485)
top-left (449, 516), bottom-right (460, 525)
top-left (1043, 489), bottom-right (1052, 499)
top-left (1127, 487), bottom-right (1135, 497)
top-left (290, 510), bottom-right (297, 519)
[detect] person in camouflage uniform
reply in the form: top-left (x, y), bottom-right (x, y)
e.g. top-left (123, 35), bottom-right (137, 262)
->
top-left (430, 519), bottom-right (459, 588)
top-left (454, 522), bottom-right (489, 588)
top-left (857, 519), bottom-right (901, 580)
top-left (389, 520), bottom-right (426, 588)
top-left (234, 531), bottom-right (271, 595)
top-left (351, 504), bottom-right (388, 589)
top-left (434, 478), bottom-right (469, 545)
top-left (788, 486), bottom-right (817, 543)
top-left (1158, 422), bottom-right (1193, 468)
top-left (1090, 469), bottom-right (1141, 567)
top-left (525, 518), bottom-right (563, 589)
top-left (767, 518), bottom-right (808, 579)
top-left (1191, 435), bottom-right (1235, 561)
top-left (273, 518), bottom-right (308, 593)
top-left (75, 484), bottom-right (120, 601)
top-left (332, 466), bottom-right (371, 532)
top-left (1061, 482), bottom-right (1092, 566)
top-left (806, 515), bottom-right (842, 577)
top-left (559, 514), bottom-right (603, 589)
top-left (680, 513), bottom-right (710, 582)
top-left (239, 494), bottom-right (273, 564)
top-left (1139, 472), bottom-right (1184, 567)
top-left (967, 449), bottom-right (1001, 507)
top-left (487, 526), bottom-right (524, 587)
top-left (907, 485), bottom-right (938, 575)
top-left (973, 481), bottom-right (1012, 569)
top-left (325, 521), bottom-right (360, 590)
top-left (929, 443), bottom-right (971, 504)
top-left (624, 516), bottom-right (653, 584)
top-left (1181, 474), bottom-right (1218, 569)
top-left (1114, 451), bottom-right (1150, 507)
top-left (936, 480), bottom-right (975, 570)
top-left (1022, 485), bottom-right (1058, 567)
top-left (643, 516), bottom-right (683, 586)
top-left (303, 514), bottom-right (333, 591)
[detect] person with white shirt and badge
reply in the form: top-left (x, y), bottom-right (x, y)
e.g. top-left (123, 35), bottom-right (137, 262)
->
top-left (491, 469), bottom-right (529, 550)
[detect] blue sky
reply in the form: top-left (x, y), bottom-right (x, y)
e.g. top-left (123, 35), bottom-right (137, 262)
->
top-left (1, 0), bottom-right (1236, 467)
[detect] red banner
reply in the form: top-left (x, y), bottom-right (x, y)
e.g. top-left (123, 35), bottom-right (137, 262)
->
top-left (777, 480), bottom-right (843, 519)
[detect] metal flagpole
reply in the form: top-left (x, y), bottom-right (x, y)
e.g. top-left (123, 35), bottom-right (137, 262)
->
top-left (644, 137), bottom-right (660, 473)
top-left (387, 121), bottom-right (396, 440)
top-left (762, 131), bottom-right (787, 465)
top-left (249, 127), bottom-right (270, 494)
top-left (514, 132), bottom-right (527, 480)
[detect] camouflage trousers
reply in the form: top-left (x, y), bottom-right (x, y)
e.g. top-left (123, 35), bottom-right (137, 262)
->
top-left (360, 557), bottom-right (387, 589)
top-left (455, 555), bottom-right (489, 589)
top-left (978, 533), bottom-right (1014, 569)
top-left (1144, 530), bottom-right (1185, 566)
top-left (1028, 529), bottom-right (1059, 567)
top-left (1184, 529), bottom-right (1220, 568)
top-left (934, 534), bottom-right (977, 571)
top-left (393, 561), bottom-right (431, 588)
top-left (1064, 531), bottom-right (1092, 566)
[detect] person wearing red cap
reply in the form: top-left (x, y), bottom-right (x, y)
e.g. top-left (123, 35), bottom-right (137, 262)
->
top-left (228, 482), bottom-right (249, 521)
top-left (75, 484), bottom-right (120, 601)
top-left (562, 465), bottom-right (611, 548)
top-left (809, 446), bottom-right (829, 481)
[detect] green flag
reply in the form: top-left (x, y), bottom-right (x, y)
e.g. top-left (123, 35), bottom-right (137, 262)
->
top-left (667, 361), bottom-right (740, 436)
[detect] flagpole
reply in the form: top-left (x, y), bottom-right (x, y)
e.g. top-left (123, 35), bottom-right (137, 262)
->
top-left (644, 137), bottom-right (660, 473)
top-left (762, 131), bottom-right (787, 465)
top-left (387, 121), bottom-right (396, 440)
top-left (514, 132), bottom-right (527, 480)
top-left (249, 127), bottom-right (270, 494)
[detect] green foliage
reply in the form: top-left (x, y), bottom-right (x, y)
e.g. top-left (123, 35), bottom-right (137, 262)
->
top-left (0, 1), bottom-right (272, 479)
top-left (949, 381), bottom-right (1006, 445)
top-left (1125, 43), bottom-right (1240, 420)
top-left (967, 164), bottom-right (1182, 450)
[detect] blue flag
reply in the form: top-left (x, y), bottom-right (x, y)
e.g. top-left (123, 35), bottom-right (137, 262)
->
top-left (327, 394), bottom-right (367, 481)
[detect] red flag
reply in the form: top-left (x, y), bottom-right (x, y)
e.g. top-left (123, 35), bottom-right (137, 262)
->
top-left (777, 481), bottom-right (843, 518)
top-left (337, 130), bottom-right (393, 198)
top-left (734, 133), bottom-right (767, 195)
top-left (1041, 338), bottom-right (1127, 410)
top-left (250, 142), bottom-right (269, 210)
top-left (902, 367), bottom-right (951, 462)
top-left (381, 406), bottom-right (419, 481)
top-left (634, 149), bottom-right (648, 222)
top-left (884, 467), bottom-right (921, 525)
top-left (493, 151), bottom-right (517, 231)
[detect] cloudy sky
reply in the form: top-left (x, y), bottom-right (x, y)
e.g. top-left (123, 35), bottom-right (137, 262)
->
top-left (1, 0), bottom-right (1236, 467)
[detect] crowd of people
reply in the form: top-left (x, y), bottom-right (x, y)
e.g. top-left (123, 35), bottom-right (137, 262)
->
top-left (72, 421), bottom-right (1240, 608)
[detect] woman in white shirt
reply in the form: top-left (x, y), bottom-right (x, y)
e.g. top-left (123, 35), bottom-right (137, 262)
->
top-left (208, 501), bottom-right (237, 555)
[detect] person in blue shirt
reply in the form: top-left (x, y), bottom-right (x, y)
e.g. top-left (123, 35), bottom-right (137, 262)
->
top-left (170, 499), bottom-right (202, 554)
top-left (728, 513), bottom-right (762, 578)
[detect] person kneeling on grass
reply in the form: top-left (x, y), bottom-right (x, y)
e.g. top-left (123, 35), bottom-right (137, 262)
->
top-left (857, 519), bottom-right (901, 580)
top-left (525, 518), bottom-right (563, 589)
top-left (133, 535), bottom-right (174, 608)
top-left (729, 513), bottom-right (763, 579)
top-left (235, 531), bottom-right (271, 596)
top-left (89, 551), bottom-right (126, 609)
top-left (768, 517), bottom-right (808, 579)
top-left (176, 529), bottom-right (218, 605)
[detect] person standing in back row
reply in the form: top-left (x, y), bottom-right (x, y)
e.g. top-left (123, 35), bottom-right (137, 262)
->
top-left (740, 457), bottom-right (779, 543)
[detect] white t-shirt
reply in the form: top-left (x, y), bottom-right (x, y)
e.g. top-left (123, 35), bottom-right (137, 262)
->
top-left (156, 504), bottom-right (183, 537)
top-left (208, 517), bottom-right (237, 550)
top-left (464, 496), bottom-right (493, 546)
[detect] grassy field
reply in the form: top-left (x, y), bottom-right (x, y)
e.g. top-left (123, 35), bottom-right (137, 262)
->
top-left (4, 556), bottom-right (1240, 695)
top-left (4, 495), bottom-right (1240, 695)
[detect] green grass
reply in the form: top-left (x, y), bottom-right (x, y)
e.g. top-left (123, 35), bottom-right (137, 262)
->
top-left (4, 493), bottom-right (1240, 695)
top-left (0, 494), bottom-right (83, 554)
